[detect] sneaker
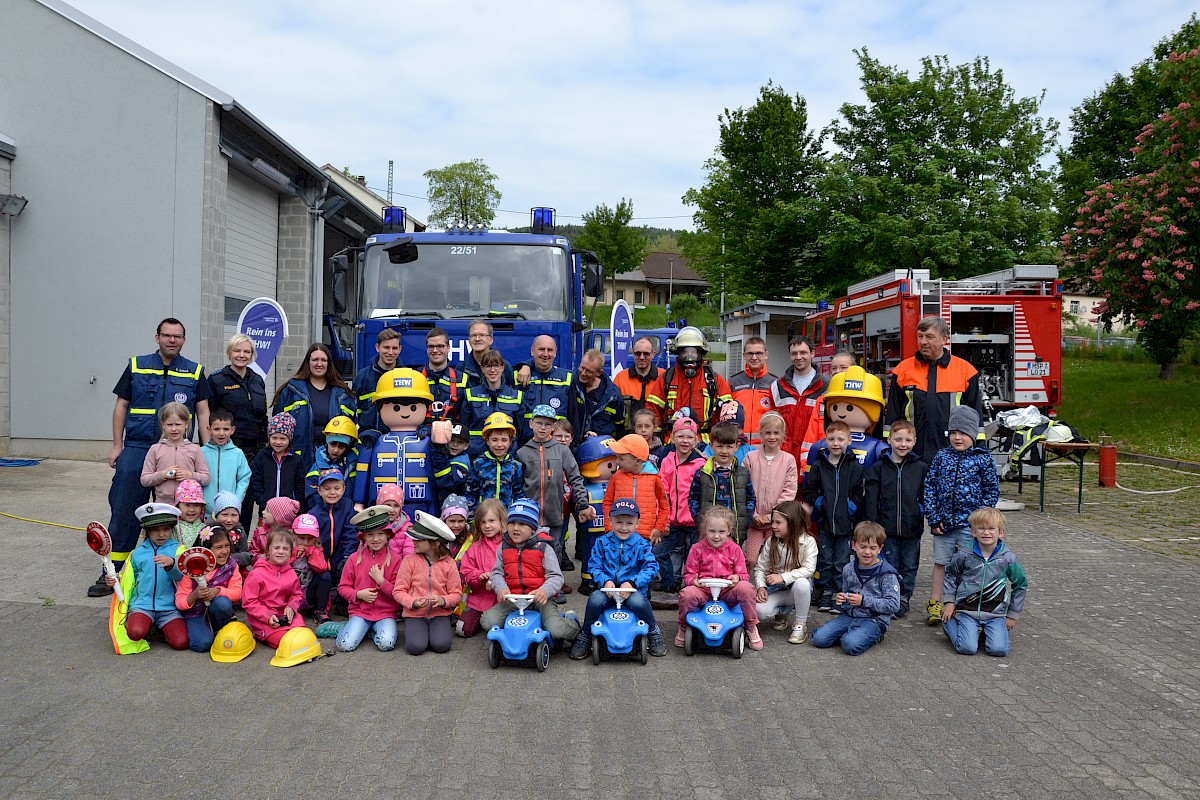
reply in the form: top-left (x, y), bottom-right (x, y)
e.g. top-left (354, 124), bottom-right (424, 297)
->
top-left (87, 576), bottom-right (114, 598)
top-left (829, 605), bottom-right (841, 616)
top-left (926, 599), bottom-right (943, 626)
top-left (561, 557), bottom-right (576, 572)
top-left (569, 632), bottom-right (592, 660)
top-left (788, 624), bottom-right (808, 645)
top-left (577, 579), bottom-right (597, 596)
top-left (553, 592), bottom-right (568, 605)
top-left (746, 625), bottom-right (764, 650)
top-left (650, 591), bottom-right (679, 610)
top-left (314, 611), bottom-right (331, 626)
top-left (674, 627), bottom-right (686, 647)
top-left (771, 613), bottom-right (790, 631)
top-left (647, 626), bottom-right (667, 657)
top-left (817, 595), bottom-right (833, 613)
top-left (896, 598), bottom-right (910, 618)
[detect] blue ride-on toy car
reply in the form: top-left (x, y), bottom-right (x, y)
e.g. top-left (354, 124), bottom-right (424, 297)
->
top-left (590, 587), bottom-right (650, 665)
top-left (683, 578), bottom-right (746, 659)
top-left (486, 594), bottom-right (557, 671)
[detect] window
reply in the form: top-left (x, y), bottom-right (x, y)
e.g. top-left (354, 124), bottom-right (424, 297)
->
top-left (224, 296), bottom-right (250, 327)
top-left (616, 289), bottom-right (625, 302)
top-left (656, 291), bottom-right (664, 304)
top-left (635, 290), bottom-right (644, 304)
top-left (1070, 300), bottom-right (1081, 314)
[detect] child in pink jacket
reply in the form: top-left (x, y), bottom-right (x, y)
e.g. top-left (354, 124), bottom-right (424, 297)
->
top-left (140, 402), bottom-right (210, 504)
top-left (335, 505), bottom-right (404, 652)
top-left (742, 411), bottom-right (798, 568)
top-left (393, 511), bottom-right (463, 656)
top-left (455, 498), bottom-right (506, 637)
top-left (676, 505), bottom-right (762, 650)
top-left (241, 529), bottom-right (306, 648)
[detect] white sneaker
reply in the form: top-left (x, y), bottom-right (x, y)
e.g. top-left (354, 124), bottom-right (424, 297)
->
top-left (788, 624), bottom-right (808, 645)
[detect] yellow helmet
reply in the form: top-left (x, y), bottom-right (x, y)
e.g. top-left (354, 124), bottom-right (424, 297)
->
top-left (481, 412), bottom-right (516, 437)
top-left (374, 368), bottom-right (434, 404)
top-left (269, 626), bottom-right (324, 668)
top-left (210, 621), bottom-right (255, 664)
top-left (825, 365), bottom-right (885, 409)
top-left (323, 415), bottom-right (360, 444)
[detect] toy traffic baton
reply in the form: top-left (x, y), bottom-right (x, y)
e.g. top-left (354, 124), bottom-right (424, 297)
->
top-left (85, 521), bottom-right (125, 604)
top-left (177, 547), bottom-right (217, 607)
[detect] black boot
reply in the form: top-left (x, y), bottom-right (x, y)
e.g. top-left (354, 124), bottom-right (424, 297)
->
top-left (577, 578), bottom-right (597, 596)
top-left (87, 574), bottom-right (114, 598)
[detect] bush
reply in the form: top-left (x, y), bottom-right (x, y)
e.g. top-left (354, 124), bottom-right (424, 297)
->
top-left (668, 293), bottom-right (703, 321)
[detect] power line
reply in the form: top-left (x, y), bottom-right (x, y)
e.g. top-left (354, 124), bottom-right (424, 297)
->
top-left (363, 183), bottom-right (692, 223)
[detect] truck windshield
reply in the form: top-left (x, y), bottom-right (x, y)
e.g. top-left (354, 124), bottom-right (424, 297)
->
top-left (362, 243), bottom-right (570, 320)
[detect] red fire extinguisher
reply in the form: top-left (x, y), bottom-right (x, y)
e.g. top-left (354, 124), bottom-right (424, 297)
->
top-left (1098, 440), bottom-right (1117, 488)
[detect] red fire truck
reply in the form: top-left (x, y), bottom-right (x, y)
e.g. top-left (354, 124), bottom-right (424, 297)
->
top-left (804, 265), bottom-right (1063, 412)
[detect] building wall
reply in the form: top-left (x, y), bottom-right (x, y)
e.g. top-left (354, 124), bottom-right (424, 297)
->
top-left (2, 0), bottom-right (207, 458)
top-left (275, 196), bottom-right (314, 379)
top-left (200, 103), bottom-right (228, 376)
top-left (0, 149), bottom-right (12, 454)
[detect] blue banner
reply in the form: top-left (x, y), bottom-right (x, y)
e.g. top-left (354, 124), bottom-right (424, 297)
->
top-left (237, 298), bottom-right (289, 379)
top-left (610, 299), bottom-right (635, 378)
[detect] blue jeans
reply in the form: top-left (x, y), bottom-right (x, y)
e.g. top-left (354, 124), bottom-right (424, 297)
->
top-left (816, 531), bottom-right (852, 594)
top-left (183, 596), bottom-right (235, 653)
top-left (943, 614), bottom-right (1009, 657)
top-left (583, 586), bottom-right (658, 630)
top-left (883, 536), bottom-right (922, 600)
top-left (337, 616), bottom-right (399, 652)
top-left (652, 525), bottom-right (694, 592)
top-left (811, 614), bottom-right (885, 656)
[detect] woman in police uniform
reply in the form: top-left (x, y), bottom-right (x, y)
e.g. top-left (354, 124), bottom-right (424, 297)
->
top-left (208, 334), bottom-right (268, 526)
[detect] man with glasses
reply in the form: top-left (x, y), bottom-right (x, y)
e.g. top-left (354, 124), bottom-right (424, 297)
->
top-left (352, 328), bottom-right (402, 435)
top-left (420, 327), bottom-right (464, 422)
top-left (728, 336), bottom-right (776, 445)
top-left (569, 349), bottom-right (624, 447)
top-left (94, 318), bottom-right (211, 597)
top-left (457, 320), bottom-right (516, 389)
top-left (613, 335), bottom-right (664, 434)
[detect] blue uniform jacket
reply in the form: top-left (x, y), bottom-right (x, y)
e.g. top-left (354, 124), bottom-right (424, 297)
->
top-left (116, 352), bottom-right (209, 446)
top-left (128, 536), bottom-right (184, 612)
top-left (466, 451), bottom-right (525, 513)
top-left (570, 373), bottom-right (624, 447)
top-left (311, 493), bottom-right (358, 569)
top-left (352, 430), bottom-right (436, 516)
top-left (352, 357), bottom-right (389, 435)
top-left (421, 364), bottom-right (465, 422)
top-left (273, 379), bottom-right (356, 468)
top-left (519, 366), bottom-right (574, 440)
top-left (588, 531), bottom-right (659, 590)
top-left (432, 446), bottom-right (470, 501)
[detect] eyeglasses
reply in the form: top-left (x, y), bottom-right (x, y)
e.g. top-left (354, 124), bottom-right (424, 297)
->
top-left (744, 350), bottom-right (765, 357)
top-left (482, 364), bottom-right (504, 371)
top-left (159, 334), bottom-right (184, 340)
top-left (469, 333), bottom-right (491, 340)
top-left (633, 351), bottom-right (654, 357)
top-left (427, 343), bottom-right (447, 350)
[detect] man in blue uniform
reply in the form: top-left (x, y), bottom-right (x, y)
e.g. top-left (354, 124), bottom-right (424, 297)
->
top-left (95, 318), bottom-right (211, 597)
top-left (352, 328), bottom-right (401, 437)
top-left (517, 335), bottom-right (574, 441)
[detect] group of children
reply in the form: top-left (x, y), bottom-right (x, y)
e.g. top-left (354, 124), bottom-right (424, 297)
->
top-left (109, 389), bottom-right (1027, 662)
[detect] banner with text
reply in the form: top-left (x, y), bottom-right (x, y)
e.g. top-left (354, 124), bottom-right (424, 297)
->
top-left (237, 298), bottom-right (289, 379)
top-left (610, 299), bottom-right (635, 378)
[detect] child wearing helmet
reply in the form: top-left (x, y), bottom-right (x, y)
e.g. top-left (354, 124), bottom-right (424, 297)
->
top-left (393, 511), bottom-right (463, 655)
top-left (290, 513), bottom-right (333, 625)
top-left (336, 506), bottom-right (406, 652)
top-left (250, 412), bottom-right (305, 514)
top-left (175, 527), bottom-right (242, 653)
top-left (304, 415), bottom-right (360, 508)
top-left (465, 412), bottom-right (526, 515)
top-left (241, 528), bottom-right (306, 648)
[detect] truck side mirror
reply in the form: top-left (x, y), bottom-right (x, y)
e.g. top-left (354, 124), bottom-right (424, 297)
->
top-left (576, 250), bottom-right (604, 298)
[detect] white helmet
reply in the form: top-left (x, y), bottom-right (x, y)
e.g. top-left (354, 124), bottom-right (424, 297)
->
top-left (669, 326), bottom-right (708, 354)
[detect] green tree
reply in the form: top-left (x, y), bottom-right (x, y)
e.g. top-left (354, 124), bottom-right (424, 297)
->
top-left (1065, 46), bottom-right (1200, 379)
top-left (1057, 15), bottom-right (1200, 235)
top-left (819, 51), bottom-right (1058, 289)
top-left (646, 232), bottom-right (681, 254)
top-left (572, 199), bottom-right (646, 297)
top-left (422, 159), bottom-right (501, 227)
top-left (682, 82), bottom-right (827, 299)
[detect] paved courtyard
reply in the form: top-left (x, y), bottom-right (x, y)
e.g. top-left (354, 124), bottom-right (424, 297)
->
top-left (1, 460), bottom-right (1198, 799)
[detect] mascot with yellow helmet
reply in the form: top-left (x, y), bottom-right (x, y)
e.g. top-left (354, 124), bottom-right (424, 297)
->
top-left (353, 368), bottom-right (441, 516)
top-left (807, 366), bottom-right (890, 471)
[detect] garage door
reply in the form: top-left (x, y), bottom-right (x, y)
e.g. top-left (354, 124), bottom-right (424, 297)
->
top-left (225, 171), bottom-right (280, 390)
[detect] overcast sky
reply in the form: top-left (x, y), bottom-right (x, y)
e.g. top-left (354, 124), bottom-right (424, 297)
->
top-left (65, 0), bottom-right (1199, 230)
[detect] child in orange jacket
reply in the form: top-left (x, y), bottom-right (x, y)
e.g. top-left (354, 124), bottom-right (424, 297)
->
top-left (393, 511), bottom-right (463, 656)
top-left (602, 434), bottom-right (669, 543)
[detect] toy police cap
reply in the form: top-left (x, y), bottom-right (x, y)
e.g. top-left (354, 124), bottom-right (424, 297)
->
top-left (531, 404), bottom-right (558, 420)
top-left (318, 467), bottom-right (345, 485)
top-left (407, 510), bottom-right (456, 543)
top-left (350, 505), bottom-right (392, 533)
top-left (135, 502), bottom-right (181, 528)
top-left (610, 498), bottom-right (640, 518)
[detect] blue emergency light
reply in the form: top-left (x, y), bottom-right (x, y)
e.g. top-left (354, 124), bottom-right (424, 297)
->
top-left (817, 299), bottom-right (830, 311)
top-left (383, 206), bottom-right (406, 233)
top-left (531, 207), bottom-right (555, 234)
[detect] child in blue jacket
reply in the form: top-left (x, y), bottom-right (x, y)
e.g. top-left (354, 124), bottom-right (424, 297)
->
top-left (811, 521), bottom-right (900, 656)
top-left (309, 468), bottom-right (358, 613)
top-left (570, 498), bottom-right (667, 660)
top-left (922, 406), bottom-right (1000, 626)
top-left (465, 414), bottom-right (525, 514)
top-left (104, 503), bottom-right (188, 650)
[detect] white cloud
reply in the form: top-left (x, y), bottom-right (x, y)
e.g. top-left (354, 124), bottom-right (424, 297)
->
top-left (59, 0), bottom-right (1200, 228)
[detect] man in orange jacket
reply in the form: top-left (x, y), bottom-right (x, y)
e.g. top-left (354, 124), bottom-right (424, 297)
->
top-left (728, 336), bottom-right (776, 445)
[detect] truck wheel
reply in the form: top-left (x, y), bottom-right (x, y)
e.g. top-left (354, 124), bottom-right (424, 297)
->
top-left (637, 636), bottom-right (648, 665)
top-left (683, 627), bottom-right (696, 657)
top-left (730, 628), bottom-right (745, 659)
top-left (535, 640), bottom-right (550, 672)
top-left (487, 640), bottom-right (501, 669)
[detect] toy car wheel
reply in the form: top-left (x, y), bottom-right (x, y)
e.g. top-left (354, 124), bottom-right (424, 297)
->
top-left (683, 626), bottom-right (696, 657)
top-left (637, 636), bottom-right (648, 665)
top-left (730, 627), bottom-right (745, 660)
top-left (591, 636), bottom-right (603, 665)
top-left (487, 640), bottom-right (501, 670)
top-left (535, 640), bottom-right (551, 672)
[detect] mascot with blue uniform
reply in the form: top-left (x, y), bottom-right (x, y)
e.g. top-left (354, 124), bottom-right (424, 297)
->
top-left (354, 369), bottom-right (438, 517)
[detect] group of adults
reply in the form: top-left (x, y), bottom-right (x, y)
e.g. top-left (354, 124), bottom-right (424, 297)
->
top-left (95, 313), bottom-right (982, 597)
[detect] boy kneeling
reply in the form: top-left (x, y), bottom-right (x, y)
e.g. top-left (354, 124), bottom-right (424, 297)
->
top-left (811, 521), bottom-right (899, 656)
top-left (941, 507), bottom-right (1026, 657)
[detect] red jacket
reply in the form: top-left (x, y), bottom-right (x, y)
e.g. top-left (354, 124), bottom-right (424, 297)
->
top-left (242, 556), bottom-right (304, 640)
top-left (769, 368), bottom-right (828, 465)
top-left (393, 552), bottom-right (462, 618)
top-left (651, 365), bottom-right (732, 442)
top-left (602, 466), bottom-right (670, 540)
top-left (728, 365), bottom-right (776, 442)
top-left (338, 544), bottom-right (403, 621)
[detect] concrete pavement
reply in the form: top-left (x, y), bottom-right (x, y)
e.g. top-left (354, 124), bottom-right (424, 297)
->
top-left (1, 460), bottom-right (1198, 799)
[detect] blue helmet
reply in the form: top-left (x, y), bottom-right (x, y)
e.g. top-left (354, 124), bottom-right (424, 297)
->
top-left (507, 498), bottom-right (542, 530)
top-left (575, 435), bottom-right (617, 468)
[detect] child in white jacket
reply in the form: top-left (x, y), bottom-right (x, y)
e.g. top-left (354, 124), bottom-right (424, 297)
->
top-left (753, 500), bottom-right (818, 644)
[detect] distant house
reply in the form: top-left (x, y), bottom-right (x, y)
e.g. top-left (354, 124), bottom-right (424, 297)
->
top-left (606, 252), bottom-right (709, 306)
top-left (1062, 293), bottom-right (1129, 332)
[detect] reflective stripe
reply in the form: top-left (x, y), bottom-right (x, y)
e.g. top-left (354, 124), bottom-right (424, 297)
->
top-left (284, 400), bottom-right (308, 413)
top-left (110, 550), bottom-right (132, 560)
top-left (129, 408), bottom-right (157, 415)
top-left (360, 392), bottom-right (376, 403)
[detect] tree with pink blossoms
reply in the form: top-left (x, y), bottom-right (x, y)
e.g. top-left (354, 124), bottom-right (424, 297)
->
top-left (1066, 47), bottom-right (1200, 379)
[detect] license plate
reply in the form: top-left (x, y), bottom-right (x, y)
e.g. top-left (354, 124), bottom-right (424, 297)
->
top-left (1027, 361), bottom-right (1050, 377)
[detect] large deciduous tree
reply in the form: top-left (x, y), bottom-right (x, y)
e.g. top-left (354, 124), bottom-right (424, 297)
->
top-left (1065, 47), bottom-right (1200, 379)
top-left (682, 82), bottom-right (826, 299)
top-left (819, 51), bottom-right (1058, 288)
top-left (423, 159), bottom-right (501, 227)
top-left (572, 199), bottom-right (646, 296)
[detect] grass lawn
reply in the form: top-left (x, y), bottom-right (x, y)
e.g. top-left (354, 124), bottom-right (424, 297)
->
top-left (1059, 355), bottom-right (1200, 461)
top-left (586, 303), bottom-right (721, 329)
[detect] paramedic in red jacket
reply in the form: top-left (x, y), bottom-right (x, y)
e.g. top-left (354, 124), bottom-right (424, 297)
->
top-left (768, 336), bottom-right (828, 465)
